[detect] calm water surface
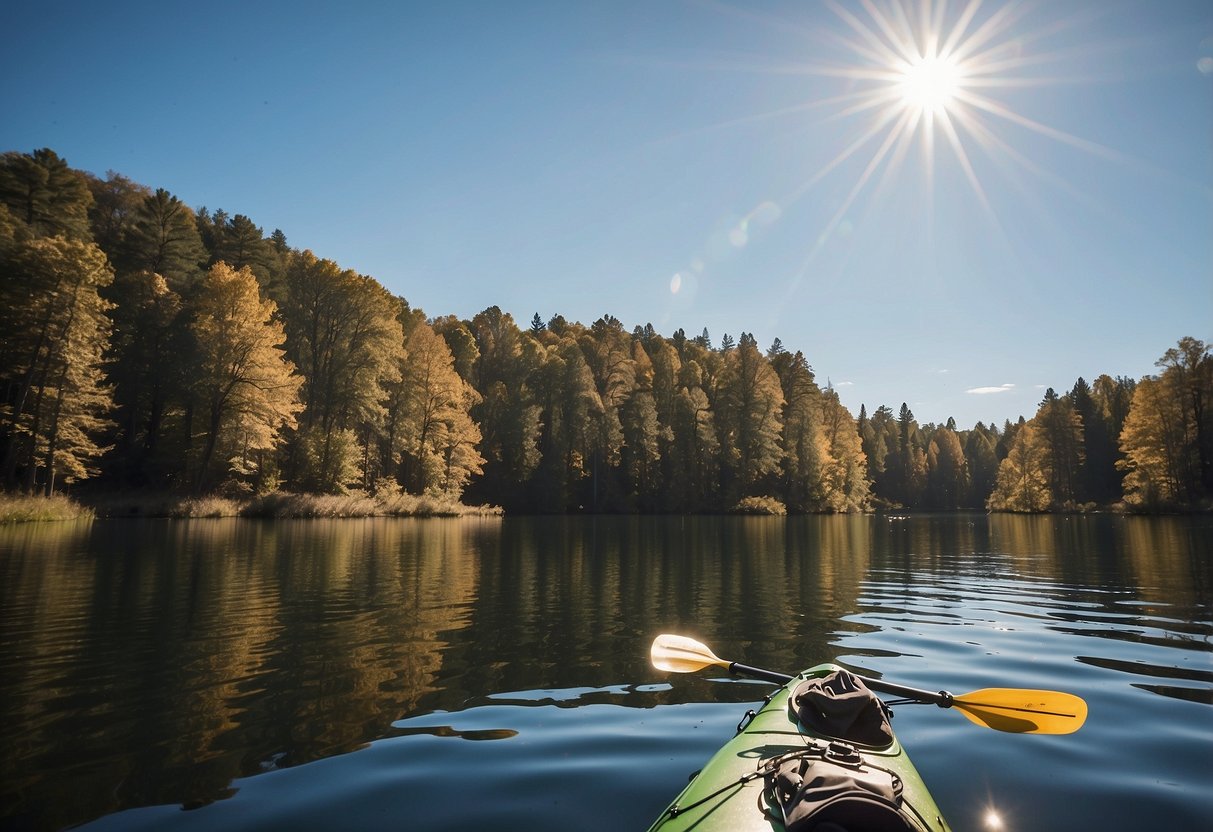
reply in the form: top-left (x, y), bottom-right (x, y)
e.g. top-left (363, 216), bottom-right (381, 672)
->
top-left (1, 514), bottom-right (1210, 831)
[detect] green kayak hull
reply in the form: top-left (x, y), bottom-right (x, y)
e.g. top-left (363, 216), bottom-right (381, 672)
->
top-left (648, 664), bottom-right (952, 832)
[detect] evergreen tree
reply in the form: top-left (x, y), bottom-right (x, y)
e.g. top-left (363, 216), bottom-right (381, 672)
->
top-left (465, 306), bottom-right (543, 508)
top-left (926, 426), bottom-right (967, 509)
top-left (578, 315), bottom-right (636, 509)
top-left (670, 361), bottom-right (720, 511)
top-left (891, 403), bottom-right (925, 506)
top-left (620, 341), bottom-right (661, 509)
top-left (432, 315), bottom-right (480, 383)
top-left (772, 349), bottom-right (821, 511)
top-left (1035, 388), bottom-right (1084, 507)
top-left (531, 335), bottom-right (600, 511)
top-left (963, 425), bottom-right (999, 507)
top-left (1070, 377), bottom-right (1118, 504)
top-left (716, 333), bottom-right (784, 501)
top-left (104, 270), bottom-right (185, 486)
top-left (1091, 374), bottom-right (1136, 499)
top-left (121, 189), bottom-right (207, 291)
top-left (0, 149), bottom-right (93, 240)
top-left (86, 171), bottom-right (150, 260)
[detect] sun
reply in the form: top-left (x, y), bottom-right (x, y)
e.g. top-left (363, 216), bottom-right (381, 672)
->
top-left (896, 53), bottom-right (963, 115)
top-left (767, 0), bottom-right (1094, 245)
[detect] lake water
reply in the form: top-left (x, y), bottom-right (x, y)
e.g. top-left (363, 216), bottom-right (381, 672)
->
top-left (1, 514), bottom-right (1210, 831)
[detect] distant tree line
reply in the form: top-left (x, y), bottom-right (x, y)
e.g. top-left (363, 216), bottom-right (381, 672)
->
top-left (1, 148), bottom-right (1209, 513)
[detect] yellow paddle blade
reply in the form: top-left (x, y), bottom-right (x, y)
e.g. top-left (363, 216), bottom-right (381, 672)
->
top-left (953, 688), bottom-right (1088, 735)
top-left (650, 634), bottom-right (730, 674)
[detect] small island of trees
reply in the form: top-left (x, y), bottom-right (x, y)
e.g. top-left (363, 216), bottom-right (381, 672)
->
top-left (1, 148), bottom-right (1209, 519)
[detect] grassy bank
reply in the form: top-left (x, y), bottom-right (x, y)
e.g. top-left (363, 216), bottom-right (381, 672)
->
top-left (83, 490), bottom-right (503, 519)
top-left (0, 494), bottom-right (95, 523)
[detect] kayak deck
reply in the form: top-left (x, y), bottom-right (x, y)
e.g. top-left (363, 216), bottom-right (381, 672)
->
top-left (648, 663), bottom-right (951, 831)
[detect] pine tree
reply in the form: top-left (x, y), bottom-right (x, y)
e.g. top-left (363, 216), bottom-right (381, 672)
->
top-left (465, 306), bottom-right (543, 507)
top-left (0, 148), bottom-right (93, 240)
top-left (716, 333), bottom-right (784, 501)
top-left (670, 364), bottom-right (720, 511)
top-left (579, 316), bottom-right (636, 509)
top-left (104, 270), bottom-right (185, 485)
top-left (620, 341), bottom-right (661, 508)
top-left (529, 335), bottom-right (597, 511)
top-left (963, 426), bottom-right (999, 507)
top-left (926, 427), bottom-right (967, 509)
top-left (771, 349), bottom-right (821, 511)
top-left (1035, 389), bottom-right (1084, 508)
top-left (86, 171), bottom-right (150, 260)
top-left (122, 189), bottom-right (207, 291)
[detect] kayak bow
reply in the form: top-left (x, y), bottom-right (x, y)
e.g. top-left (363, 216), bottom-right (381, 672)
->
top-left (646, 662), bottom-right (951, 832)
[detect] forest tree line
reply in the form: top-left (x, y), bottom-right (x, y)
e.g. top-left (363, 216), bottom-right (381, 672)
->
top-left (1, 148), bottom-right (1209, 513)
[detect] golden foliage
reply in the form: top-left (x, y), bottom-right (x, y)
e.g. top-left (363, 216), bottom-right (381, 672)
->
top-left (189, 262), bottom-right (303, 489)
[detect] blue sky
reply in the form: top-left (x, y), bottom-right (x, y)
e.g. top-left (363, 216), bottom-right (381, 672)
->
top-left (3, 0), bottom-right (1210, 429)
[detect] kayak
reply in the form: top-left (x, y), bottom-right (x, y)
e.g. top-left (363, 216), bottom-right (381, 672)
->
top-left (647, 663), bottom-right (951, 832)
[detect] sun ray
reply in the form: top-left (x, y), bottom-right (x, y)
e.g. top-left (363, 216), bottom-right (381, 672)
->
top-left (939, 0), bottom-right (985, 60)
top-left (651, 88), bottom-right (887, 145)
top-left (857, 0), bottom-right (919, 64)
top-left (781, 104), bottom-right (908, 207)
top-left (953, 88), bottom-right (1127, 162)
top-left (831, 0), bottom-right (914, 67)
top-left (884, 0), bottom-right (920, 60)
top-left (784, 107), bottom-right (919, 297)
top-left (947, 1), bottom-right (1026, 64)
top-left (937, 107), bottom-right (997, 221)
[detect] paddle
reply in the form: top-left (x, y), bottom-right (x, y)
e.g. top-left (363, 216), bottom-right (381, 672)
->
top-left (651, 633), bottom-right (1087, 735)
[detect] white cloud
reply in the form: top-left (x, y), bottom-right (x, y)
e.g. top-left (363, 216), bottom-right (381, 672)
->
top-left (834, 380), bottom-right (855, 387)
top-left (966, 383), bottom-right (1015, 395)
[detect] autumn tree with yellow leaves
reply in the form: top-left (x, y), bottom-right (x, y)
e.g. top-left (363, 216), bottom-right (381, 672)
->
top-left (187, 263), bottom-right (302, 492)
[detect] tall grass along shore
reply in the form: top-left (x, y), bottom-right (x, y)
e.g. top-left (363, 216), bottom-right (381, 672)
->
top-left (0, 494), bottom-right (95, 523)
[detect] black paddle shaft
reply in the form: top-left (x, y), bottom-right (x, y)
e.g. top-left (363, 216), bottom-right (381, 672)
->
top-left (727, 662), bottom-right (793, 685)
top-left (726, 662), bottom-right (954, 708)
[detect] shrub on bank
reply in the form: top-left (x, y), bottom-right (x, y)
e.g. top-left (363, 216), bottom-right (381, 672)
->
top-left (0, 494), bottom-right (94, 523)
top-left (729, 496), bottom-right (788, 515)
top-left (241, 492), bottom-right (381, 518)
top-left (170, 497), bottom-right (243, 518)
